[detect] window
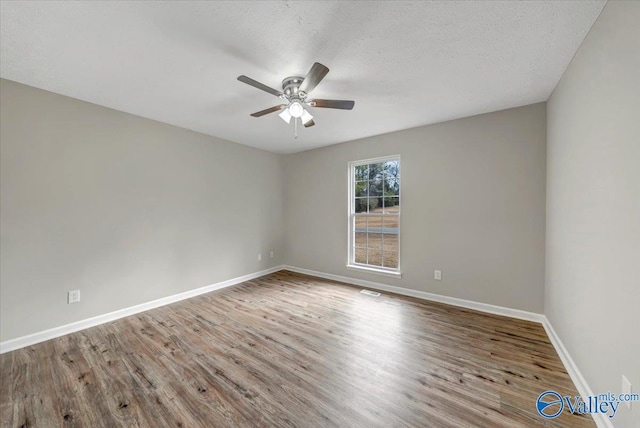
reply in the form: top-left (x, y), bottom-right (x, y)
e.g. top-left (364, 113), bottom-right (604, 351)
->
top-left (348, 156), bottom-right (400, 275)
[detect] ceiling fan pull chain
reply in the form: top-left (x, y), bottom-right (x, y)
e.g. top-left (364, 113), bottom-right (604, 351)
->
top-left (295, 117), bottom-right (298, 139)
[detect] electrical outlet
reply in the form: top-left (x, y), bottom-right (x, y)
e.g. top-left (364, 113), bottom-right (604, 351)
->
top-left (269, 251), bottom-right (274, 259)
top-left (434, 270), bottom-right (442, 281)
top-left (68, 290), bottom-right (81, 304)
top-left (622, 375), bottom-right (632, 410)
top-left (257, 253), bottom-right (262, 261)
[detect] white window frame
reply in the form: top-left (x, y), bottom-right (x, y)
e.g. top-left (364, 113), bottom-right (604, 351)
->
top-left (347, 155), bottom-right (401, 278)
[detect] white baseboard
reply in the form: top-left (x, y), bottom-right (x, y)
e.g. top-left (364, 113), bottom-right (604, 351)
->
top-left (0, 265), bottom-right (285, 354)
top-left (1, 263), bottom-right (603, 427)
top-left (541, 317), bottom-right (612, 428)
top-left (283, 265), bottom-right (546, 323)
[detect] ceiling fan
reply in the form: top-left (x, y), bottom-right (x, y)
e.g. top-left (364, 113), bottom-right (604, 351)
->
top-left (237, 62), bottom-right (355, 136)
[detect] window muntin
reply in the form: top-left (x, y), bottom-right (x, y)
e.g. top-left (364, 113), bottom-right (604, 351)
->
top-left (349, 156), bottom-right (400, 272)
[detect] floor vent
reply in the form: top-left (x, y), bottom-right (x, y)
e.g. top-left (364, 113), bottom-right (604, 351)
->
top-left (360, 289), bottom-right (381, 297)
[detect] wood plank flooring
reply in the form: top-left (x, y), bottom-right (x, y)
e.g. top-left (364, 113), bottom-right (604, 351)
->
top-left (0, 271), bottom-right (594, 427)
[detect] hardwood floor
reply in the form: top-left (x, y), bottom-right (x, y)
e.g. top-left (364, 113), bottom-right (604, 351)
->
top-left (1, 270), bottom-right (594, 427)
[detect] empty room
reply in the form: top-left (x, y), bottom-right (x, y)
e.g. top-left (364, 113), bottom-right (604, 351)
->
top-left (0, 1), bottom-right (638, 427)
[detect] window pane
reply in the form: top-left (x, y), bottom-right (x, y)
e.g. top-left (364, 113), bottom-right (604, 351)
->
top-left (367, 216), bottom-right (382, 230)
top-left (384, 178), bottom-right (399, 197)
top-left (368, 162), bottom-right (385, 181)
top-left (355, 232), bottom-right (367, 248)
top-left (355, 198), bottom-right (368, 213)
top-left (384, 197), bottom-right (400, 213)
top-left (368, 250), bottom-right (383, 267)
top-left (355, 165), bottom-right (369, 181)
top-left (355, 248), bottom-right (367, 264)
top-left (382, 216), bottom-right (399, 230)
top-left (383, 251), bottom-right (398, 268)
top-left (367, 233), bottom-right (382, 249)
top-left (354, 215), bottom-right (367, 230)
top-left (383, 160), bottom-right (400, 180)
top-left (355, 181), bottom-right (368, 197)
top-left (382, 233), bottom-right (398, 253)
top-left (368, 180), bottom-right (382, 198)
top-left (367, 197), bottom-right (382, 212)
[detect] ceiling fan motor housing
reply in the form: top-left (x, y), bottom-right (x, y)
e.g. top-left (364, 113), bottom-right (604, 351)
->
top-left (282, 76), bottom-right (306, 99)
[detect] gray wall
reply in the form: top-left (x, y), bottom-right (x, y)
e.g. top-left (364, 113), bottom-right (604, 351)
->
top-left (545, 1), bottom-right (640, 426)
top-left (284, 103), bottom-right (547, 313)
top-left (0, 79), bottom-right (284, 342)
top-left (1, 79), bottom-right (547, 344)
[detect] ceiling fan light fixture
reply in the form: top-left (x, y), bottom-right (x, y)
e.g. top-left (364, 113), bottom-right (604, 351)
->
top-left (289, 101), bottom-right (304, 118)
top-left (279, 108), bottom-right (292, 124)
top-left (301, 109), bottom-right (314, 126)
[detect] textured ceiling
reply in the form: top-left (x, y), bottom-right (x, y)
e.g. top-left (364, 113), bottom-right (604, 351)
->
top-left (0, 1), bottom-right (605, 153)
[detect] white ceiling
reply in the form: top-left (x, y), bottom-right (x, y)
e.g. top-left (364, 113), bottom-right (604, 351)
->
top-left (1, 1), bottom-right (605, 154)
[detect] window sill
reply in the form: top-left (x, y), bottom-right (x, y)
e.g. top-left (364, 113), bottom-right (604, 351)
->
top-left (346, 264), bottom-right (402, 279)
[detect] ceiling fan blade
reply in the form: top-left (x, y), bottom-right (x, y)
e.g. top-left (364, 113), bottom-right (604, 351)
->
top-left (250, 105), bottom-right (287, 117)
top-left (238, 75), bottom-right (283, 97)
top-left (308, 99), bottom-right (355, 110)
top-left (299, 62), bottom-right (329, 94)
top-left (304, 119), bottom-right (316, 128)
